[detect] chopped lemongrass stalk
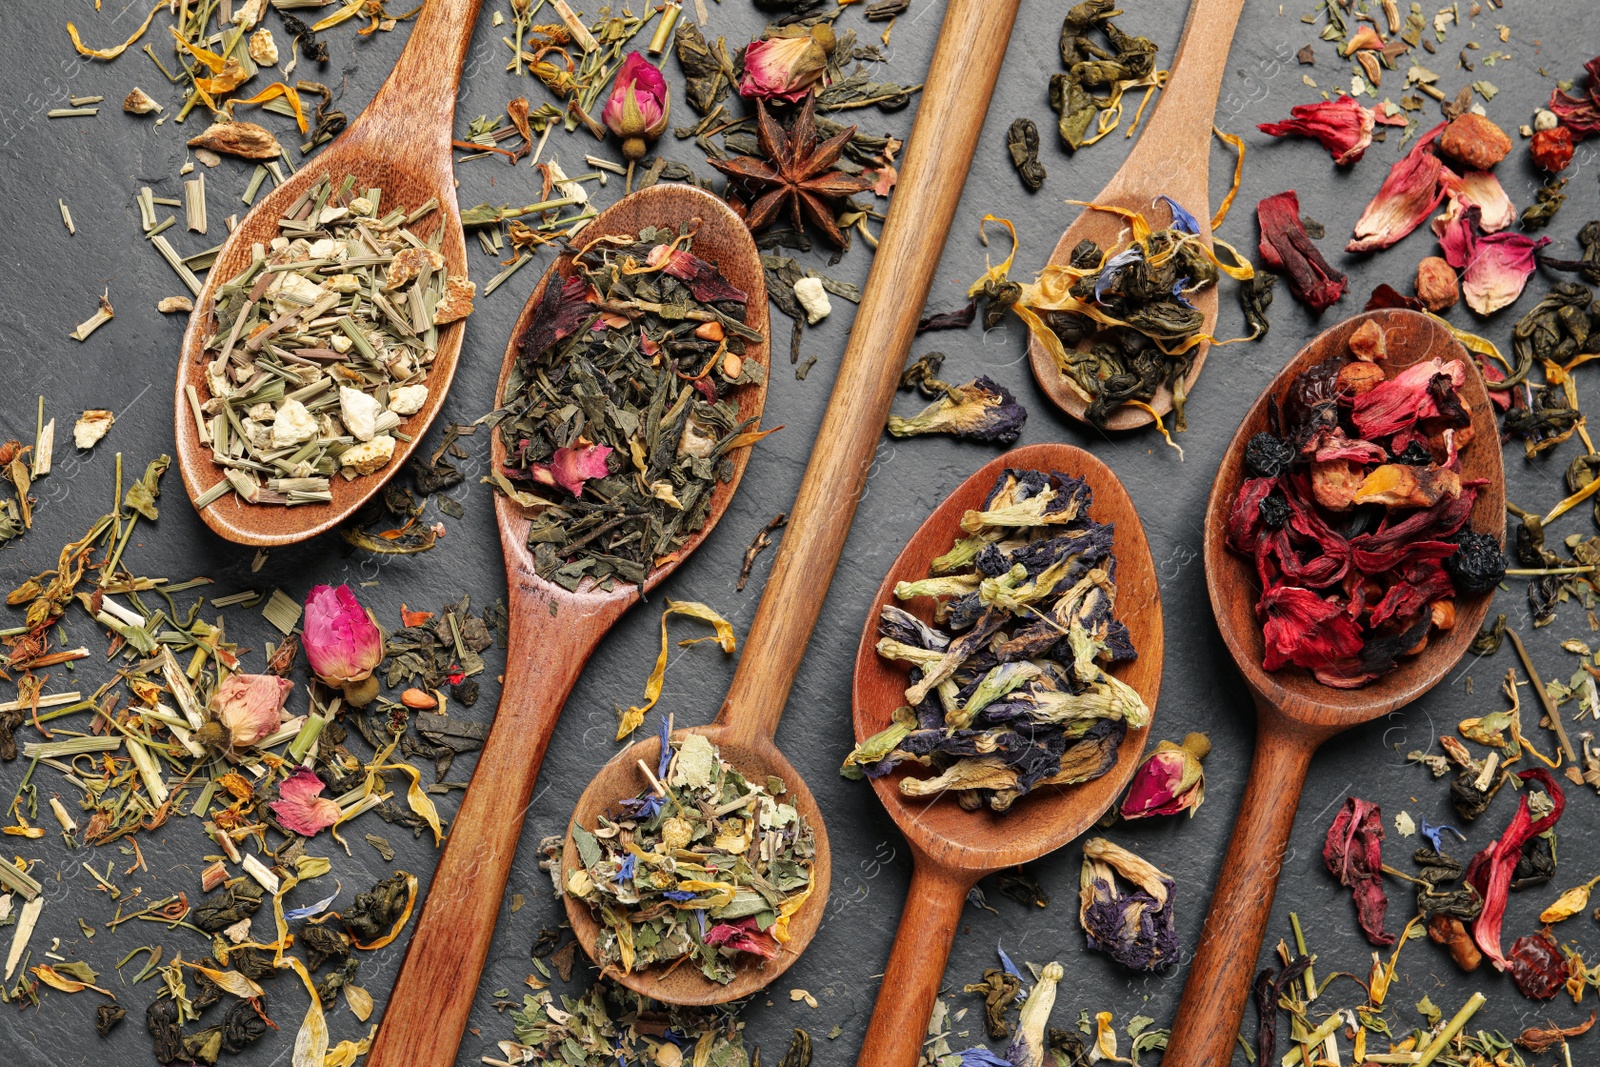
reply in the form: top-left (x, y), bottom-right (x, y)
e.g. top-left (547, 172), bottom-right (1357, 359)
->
top-left (20, 735), bottom-right (120, 759)
top-left (58, 200), bottom-right (75, 235)
top-left (47, 107), bottom-right (99, 118)
top-left (0, 860), bottom-right (43, 901)
top-left (48, 798), bottom-right (76, 835)
top-left (151, 234), bottom-right (203, 294)
top-left (70, 291), bottom-right (115, 341)
top-left (255, 716), bottom-right (308, 751)
top-left (125, 736), bottom-right (170, 805)
top-left (184, 173), bottom-right (207, 234)
top-left (137, 187), bottom-right (156, 231)
top-left (98, 595), bottom-right (147, 628)
top-left (193, 479), bottom-right (231, 509)
top-left (240, 853), bottom-right (280, 895)
top-left (262, 589), bottom-right (302, 634)
top-left (68, 95), bottom-right (104, 106)
top-left (287, 714), bottom-right (327, 763)
top-left (5, 896), bottom-right (44, 979)
top-left (33, 412), bottom-right (54, 478)
top-left (483, 252), bottom-right (533, 296)
top-left (209, 590), bottom-right (260, 608)
top-left (0, 691), bottom-right (83, 714)
top-left (158, 646), bottom-right (207, 731)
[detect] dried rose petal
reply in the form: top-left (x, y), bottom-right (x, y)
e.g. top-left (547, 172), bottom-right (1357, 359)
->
top-left (1257, 96), bottom-right (1405, 166)
top-left (1257, 191), bottom-right (1347, 310)
top-left (1435, 205), bottom-right (1551, 315)
top-left (269, 767), bottom-right (342, 837)
top-left (703, 916), bottom-right (781, 958)
top-left (1347, 123), bottom-right (1450, 253)
top-left (209, 674), bottom-right (291, 748)
top-left (646, 244), bottom-right (749, 304)
top-left (532, 442), bottom-right (613, 497)
top-left (1439, 169), bottom-right (1516, 233)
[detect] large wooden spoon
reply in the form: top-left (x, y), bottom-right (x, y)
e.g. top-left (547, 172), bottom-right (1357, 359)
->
top-left (364, 183), bottom-right (768, 1067)
top-left (1027, 0), bottom-right (1247, 430)
top-left (558, 0), bottom-right (1025, 1007)
top-left (174, 0), bottom-right (481, 546)
top-left (853, 443), bottom-right (1162, 1067)
top-left (1164, 309), bottom-right (1505, 1067)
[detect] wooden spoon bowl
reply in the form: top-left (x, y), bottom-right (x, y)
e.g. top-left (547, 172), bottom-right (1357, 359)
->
top-left (1163, 308), bottom-right (1505, 1067)
top-left (1027, 0), bottom-right (1247, 430)
top-left (853, 442), bottom-right (1162, 1067)
top-left (173, 0), bottom-right (481, 546)
top-left (560, 720), bottom-right (831, 1005)
top-left (365, 183), bottom-right (767, 1065)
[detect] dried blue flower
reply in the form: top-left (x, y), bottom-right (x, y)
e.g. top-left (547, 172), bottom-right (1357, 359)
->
top-left (886, 376), bottom-right (1029, 445)
top-left (1005, 961), bottom-right (1063, 1067)
top-left (956, 1048), bottom-right (1013, 1067)
top-left (1158, 194), bottom-right (1202, 235)
top-left (1078, 838), bottom-right (1179, 971)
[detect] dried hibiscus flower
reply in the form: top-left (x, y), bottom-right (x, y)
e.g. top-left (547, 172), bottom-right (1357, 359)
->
top-left (1466, 768), bottom-right (1565, 971)
top-left (1547, 55), bottom-right (1600, 139)
top-left (1257, 191), bottom-right (1347, 311)
top-left (1257, 95), bottom-right (1406, 166)
top-left (1324, 797), bottom-right (1394, 945)
top-left (1078, 837), bottom-right (1178, 972)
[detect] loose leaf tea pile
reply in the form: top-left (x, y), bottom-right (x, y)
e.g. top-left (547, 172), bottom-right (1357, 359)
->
top-left (843, 468), bottom-right (1149, 812)
top-left (974, 209), bottom-right (1253, 434)
top-left (492, 223), bottom-right (766, 590)
top-left (192, 173), bottom-right (474, 507)
top-left (1050, 0), bottom-right (1165, 152)
top-left (560, 727), bottom-right (814, 984)
top-left (1225, 323), bottom-right (1501, 687)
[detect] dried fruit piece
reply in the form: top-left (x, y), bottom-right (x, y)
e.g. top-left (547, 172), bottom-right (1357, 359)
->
top-left (1507, 929), bottom-right (1566, 999)
top-left (1353, 463), bottom-right (1462, 510)
top-left (1438, 112), bottom-right (1512, 170)
top-left (1415, 256), bottom-right (1460, 311)
top-left (1531, 126), bottom-right (1575, 172)
top-left (74, 409), bottom-right (115, 449)
top-left (1428, 913), bottom-right (1483, 971)
top-left (1338, 361), bottom-right (1386, 396)
top-left (1348, 319), bottom-right (1386, 361)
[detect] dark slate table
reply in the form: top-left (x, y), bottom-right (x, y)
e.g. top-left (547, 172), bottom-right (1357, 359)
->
top-left (1, 1), bottom-right (1595, 1063)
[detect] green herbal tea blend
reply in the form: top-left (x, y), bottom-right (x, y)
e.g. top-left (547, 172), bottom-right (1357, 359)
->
top-left (191, 173), bottom-right (474, 507)
top-left (843, 468), bottom-right (1150, 812)
top-left (493, 224), bottom-right (766, 591)
top-left (560, 726), bottom-right (814, 984)
top-left (974, 209), bottom-right (1253, 433)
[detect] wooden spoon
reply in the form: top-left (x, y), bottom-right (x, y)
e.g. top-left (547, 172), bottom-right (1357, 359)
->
top-left (364, 183), bottom-right (768, 1067)
top-left (853, 443), bottom-right (1163, 1067)
top-left (1163, 308), bottom-right (1505, 1067)
top-left (173, 0), bottom-right (482, 546)
top-left (1027, 0), bottom-right (1247, 430)
top-left (556, 0), bottom-right (1025, 1007)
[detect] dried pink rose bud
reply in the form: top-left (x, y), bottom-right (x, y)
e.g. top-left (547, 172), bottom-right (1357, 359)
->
top-left (738, 30), bottom-right (831, 103)
top-left (1347, 123), bottom-right (1450, 253)
top-left (1121, 733), bottom-right (1211, 819)
top-left (303, 584), bottom-right (384, 706)
top-left (205, 674), bottom-right (291, 749)
top-left (601, 52), bottom-right (670, 163)
top-left (269, 767), bottom-right (342, 838)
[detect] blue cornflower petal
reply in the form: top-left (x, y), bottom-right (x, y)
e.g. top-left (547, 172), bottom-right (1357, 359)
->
top-left (1172, 276), bottom-right (1195, 309)
top-left (662, 889), bottom-right (698, 902)
top-left (955, 1047), bottom-right (1011, 1066)
top-left (1093, 248), bottom-right (1144, 304)
top-left (1158, 194), bottom-right (1201, 234)
top-left (656, 715), bottom-right (673, 779)
top-left (615, 854), bottom-right (637, 884)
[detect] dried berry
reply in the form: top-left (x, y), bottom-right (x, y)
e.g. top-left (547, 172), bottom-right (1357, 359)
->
top-left (1259, 492), bottom-right (1290, 528)
top-left (1437, 112), bottom-right (1512, 170)
top-left (1446, 531), bottom-right (1506, 594)
top-left (1245, 432), bottom-right (1295, 477)
top-left (1531, 125), bottom-right (1575, 173)
top-left (1395, 440), bottom-right (1434, 466)
top-left (1415, 256), bottom-right (1460, 312)
top-left (1507, 929), bottom-right (1566, 999)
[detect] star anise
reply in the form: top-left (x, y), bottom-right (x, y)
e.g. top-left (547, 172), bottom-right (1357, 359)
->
top-left (708, 95), bottom-right (873, 247)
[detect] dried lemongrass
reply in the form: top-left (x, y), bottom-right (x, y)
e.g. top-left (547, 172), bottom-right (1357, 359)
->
top-left (184, 173), bottom-right (208, 234)
top-left (4, 896), bottom-right (44, 980)
top-left (70, 292), bottom-right (115, 341)
top-left (58, 199), bottom-right (75, 234)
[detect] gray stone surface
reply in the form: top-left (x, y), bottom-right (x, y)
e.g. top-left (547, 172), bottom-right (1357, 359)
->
top-left (0, 1), bottom-right (1595, 1063)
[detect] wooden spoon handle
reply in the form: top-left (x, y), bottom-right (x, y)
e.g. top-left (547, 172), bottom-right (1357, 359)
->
top-left (366, 586), bottom-right (628, 1067)
top-left (856, 860), bottom-right (978, 1067)
top-left (1164, 715), bottom-right (1322, 1067)
top-left (350, 0), bottom-right (483, 151)
top-left (1135, 0), bottom-right (1248, 150)
top-left (714, 0), bottom-right (1021, 750)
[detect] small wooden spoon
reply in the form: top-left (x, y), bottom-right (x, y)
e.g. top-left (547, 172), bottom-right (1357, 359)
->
top-left (1027, 0), bottom-right (1247, 430)
top-left (854, 443), bottom-right (1163, 1067)
top-left (364, 183), bottom-right (768, 1066)
top-left (557, 0), bottom-right (1025, 1008)
top-left (1163, 309), bottom-right (1505, 1067)
top-left (174, 0), bottom-right (482, 546)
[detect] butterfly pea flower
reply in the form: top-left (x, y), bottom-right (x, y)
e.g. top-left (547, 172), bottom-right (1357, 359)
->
top-left (1120, 732), bottom-right (1211, 819)
top-left (269, 767), bottom-right (342, 837)
top-left (302, 584), bottom-right (385, 706)
top-left (1078, 838), bottom-right (1178, 972)
top-left (601, 52), bottom-right (670, 164)
top-left (739, 28), bottom-right (833, 104)
top-left (1004, 960), bottom-right (1063, 1067)
top-left (885, 376), bottom-right (1028, 446)
top-left (200, 673), bottom-right (292, 750)
top-left (1257, 96), bottom-right (1405, 166)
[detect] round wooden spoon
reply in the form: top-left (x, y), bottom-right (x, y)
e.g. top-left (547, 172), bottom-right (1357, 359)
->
top-left (173, 0), bottom-right (482, 546)
top-left (557, 0), bottom-right (1025, 1008)
top-left (1027, 0), bottom-right (1247, 430)
top-left (854, 442), bottom-right (1163, 1067)
top-left (1163, 309), bottom-right (1505, 1067)
top-left (364, 183), bottom-right (768, 1066)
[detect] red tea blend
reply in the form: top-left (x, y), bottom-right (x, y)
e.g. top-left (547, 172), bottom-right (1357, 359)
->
top-left (1225, 323), bottom-right (1503, 688)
